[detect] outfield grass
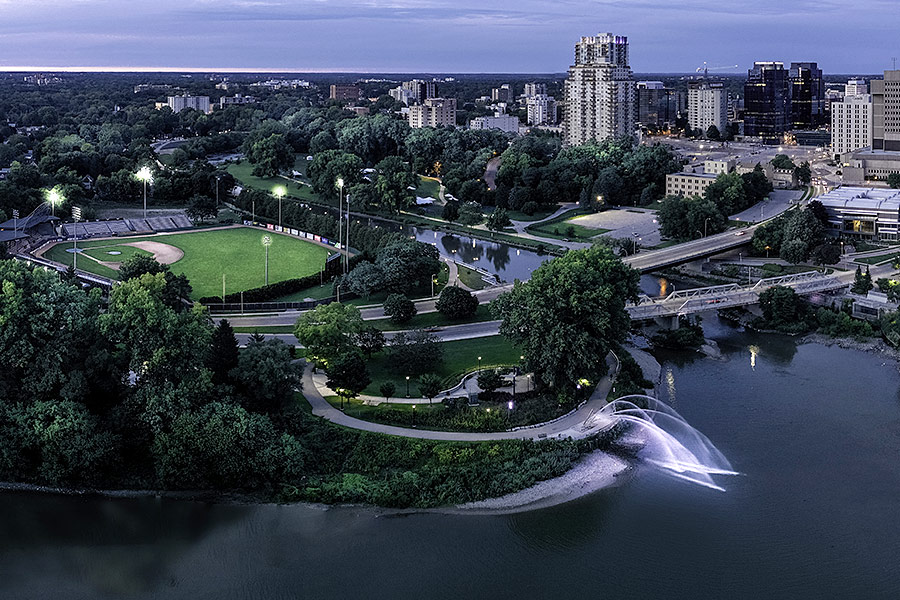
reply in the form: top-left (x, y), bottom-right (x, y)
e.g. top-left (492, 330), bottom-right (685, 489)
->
top-left (362, 335), bottom-right (521, 396)
top-left (44, 227), bottom-right (330, 299)
top-left (226, 157), bottom-right (318, 203)
top-left (416, 176), bottom-right (441, 199)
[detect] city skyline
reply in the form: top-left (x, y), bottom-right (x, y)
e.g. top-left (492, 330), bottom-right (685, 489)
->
top-left (0, 0), bottom-right (898, 73)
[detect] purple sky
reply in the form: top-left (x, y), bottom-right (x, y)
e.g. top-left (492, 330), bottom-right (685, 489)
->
top-left (0, 0), bottom-right (896, 73)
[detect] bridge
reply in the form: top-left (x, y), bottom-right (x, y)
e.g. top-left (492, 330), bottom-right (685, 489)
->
top-left (628, 271), bottom-right (847, 321)
top-left (624, 227), bottom-right (759, 273)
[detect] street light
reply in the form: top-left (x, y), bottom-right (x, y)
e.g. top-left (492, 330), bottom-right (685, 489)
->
top-left (336, 178), bottom-right (344, 272)
top-left (45, 188), bottom-right (63, 216)
top-left (704, 217), bottom-right (710, 238)
top-left (273, 185), bottom-right (286, 228)
top-left (405, 375), bottom-right (410, 397)
top-left (135, 166), bottom-right (153, 219)
top-left (477, 356), bottom-right (482, 373)
top-left (215, 174), bottom-right (221, 207)
top-left (262, 235), bottom-right (272, 286)
top-left (431, 275), bottom-right (437, 297)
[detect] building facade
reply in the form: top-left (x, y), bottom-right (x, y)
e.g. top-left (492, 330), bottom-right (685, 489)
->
top-left (665, 172), bottom-right (719, 197)
top-left (831, 94), bottom-right (873, 156)
top-left (789, 62), bottom-right (825, 129)
top-left (491, 84), bottom-right (512, 103)
top-left (845, 78), bottom-right (868, 97)
top-left (523, 83), bottom-right (547, 98)
top-left (688, 81), bottom-right (728, 135)
top-left (563, 33), bottom-right (636, 146)
top-left (743, 62), bottom-right (791, 143)
top-left (408, 98), bottom-right (457, 128)
top-left (401, 79), bottom-right (438, 104)
top-left (871, 70), bottom-right (900, 151)
top-left (526, 94), bottom-right (557, 126)
top-left (329, 84), bottom-right (360, 102)
top-left (167, 95), bottom-right (211, 113)
top-left (470, 114), bottom-right (520, 133)
top-left (817, 186), bottom-right (900, 240)
top-left (218, 94), bottom-right (257, 109)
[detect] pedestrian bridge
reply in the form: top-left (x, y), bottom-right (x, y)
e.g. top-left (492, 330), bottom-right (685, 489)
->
top-left (627, 271), bottom-right (846, 320)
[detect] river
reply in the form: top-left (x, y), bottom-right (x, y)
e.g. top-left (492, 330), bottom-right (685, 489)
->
top-left (4, 316), bottom-right (899, 599)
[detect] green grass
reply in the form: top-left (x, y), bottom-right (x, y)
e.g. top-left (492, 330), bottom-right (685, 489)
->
top-left (525, 209), bottom-right (605, 241)
top-left (505, 207), bottom-right (558, 222)
top-left (362, 335), bottom-right (521, 396)
top-left (856, 252), bottom-right (900, 265)
top-left (80, 245), bottom-right (152, 263)
top-left (43, 244), bottom-right (120, 279)
top-left (457, 264), bottom-right (488, 290)
top-left (226, 158), bottom-right (317, 203)
top-left (641, 198), bottom-right (668, 211)
top-left (43, 227), bottom-right (330, 299)
top-left (416, 176), bottom-right (441, 199)
top-left (369, 304), bottom-right (495, 331)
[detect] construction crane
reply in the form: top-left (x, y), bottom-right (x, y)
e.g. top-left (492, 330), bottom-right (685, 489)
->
top-left (696, 62), bottom-right (739, 76)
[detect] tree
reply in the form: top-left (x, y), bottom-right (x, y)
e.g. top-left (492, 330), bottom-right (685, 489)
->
top-left (207, 319), bottom-right (239, 386)
top-left (795, 161), bottom-right (812, 186)
top-left (117, 254), bottom-right (192, 311)
top-left (353, 326), bottom-right (386, 358)
top-left (417, 373), bottom-right (443, 405)
top-left (810, 243), bottom-right (842, 265)
top-left (375, 239), bottom-right (440, 294)
top-left (247, 133), bottom-right (294, 178)
top-left (759, 285), bottom-right (805, 329)
top-left (807, 199), bottom-right (829, 226)
top-left (388, 330), bottom-right (444, 376)
top-left (771, 154), bottom-right (796, 170)
top-left (457, 201), bottom-right (484, 226)
top-left (476, 369), bottom-right (504, 394)
top-left (442, 200), bottom-right (460, 223)
top-left (706, 125), bottom-right (721, 141)
top-left (491, 245), bottom-right (639, 397)
top-left (326, 351), bottom-right (371, 409)
top-left (435, 286), bottom-right (479, 319)
top-left (852, 265), bottom-right (874, 294)
top-left (888, 172), bottom-right (900, 189)
top-left (485, 207), bottom-right (511, 231)
top-left (294, 302), bottom-right (364, 364)
top-left (384, 293), bottom-right (416, 324)
top-left (344, 262), bottom-right (384, 299)
top-left (379, 381), bottom-right (396, 403)
top-left (233, 338), bottom-right (301, 414)
top-left (186, 194), bottom-right (218, 222)
top-left (374, 155), bottom-right (416, 213)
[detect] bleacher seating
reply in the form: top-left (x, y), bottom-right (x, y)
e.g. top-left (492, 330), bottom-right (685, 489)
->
top-left (171, 214), bottom-right (193, 228)
top-left (59, 212), bottom-right (193, 238)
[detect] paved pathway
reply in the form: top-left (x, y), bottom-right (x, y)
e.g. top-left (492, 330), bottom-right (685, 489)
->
top-left (300, 354), bottom-right (619, 441)
top-left (235, 320), bottom-right (502, 347)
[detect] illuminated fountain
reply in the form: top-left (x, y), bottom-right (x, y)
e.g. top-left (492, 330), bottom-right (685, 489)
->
top-left (585, 395), bottom-right (739, 491)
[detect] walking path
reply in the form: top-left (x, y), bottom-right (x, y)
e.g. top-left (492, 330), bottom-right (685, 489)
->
top-left (300, 353), bottom-right (619, 441)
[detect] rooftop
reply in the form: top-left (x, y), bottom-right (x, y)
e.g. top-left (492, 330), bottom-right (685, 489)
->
top-left (817, 186), bottom-right (900, 212)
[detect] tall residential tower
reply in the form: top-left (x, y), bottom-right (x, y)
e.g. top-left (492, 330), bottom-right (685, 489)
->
top-left (563, 33), bottom-right (635, 146)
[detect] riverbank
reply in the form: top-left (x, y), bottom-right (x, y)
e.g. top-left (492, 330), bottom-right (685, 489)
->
top-left (449, 450), bottom-right (631, 515)
top-left (801, 332), bottom-right (900, 361)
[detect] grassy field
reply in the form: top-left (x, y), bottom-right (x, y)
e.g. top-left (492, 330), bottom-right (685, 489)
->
top-left (526, 210), bottom-right (607, 241)
top-left (416, 176), bottom-right (442, 199)
top-left (457, 264), bottom-right (488, 290)
top-left (44, 227), bottom-right (330, 299)
top-left (226, 157), bottom-right (317, 203)
top-left (856, 253), bottom-right (900, 265)
top-left (362, 335), bottom-right (521, 396)
top-left (504, 207), bottom-right (557, 222)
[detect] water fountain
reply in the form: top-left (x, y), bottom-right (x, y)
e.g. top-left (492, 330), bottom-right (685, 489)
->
top-left (585, 395), bottom-right (739, 491)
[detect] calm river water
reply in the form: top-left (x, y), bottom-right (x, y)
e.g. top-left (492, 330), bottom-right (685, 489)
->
top-left (3, 316), bottom-right (900, 599)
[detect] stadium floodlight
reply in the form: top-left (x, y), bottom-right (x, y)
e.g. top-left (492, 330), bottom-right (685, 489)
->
top-left (135, 166), bottom-right (153, 219)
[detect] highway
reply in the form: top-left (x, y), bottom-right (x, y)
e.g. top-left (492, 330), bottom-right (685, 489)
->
top-left (623, 226), bottom-right (758, 272)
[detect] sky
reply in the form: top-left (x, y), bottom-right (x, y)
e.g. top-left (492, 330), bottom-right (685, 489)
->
top-left (0, 0), bottom-right (897, 74)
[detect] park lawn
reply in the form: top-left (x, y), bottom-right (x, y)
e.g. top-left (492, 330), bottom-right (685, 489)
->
top-left (325, 395), bottom-right (443, 416)
top-left (456, 264), bottom-right (488, 290)
top-left (44, 227), bottom-right (330, 299)
top-left (505, 207), bottom-right (557, 222)
top-left (362, 335), bottom-right (521, 396)
top-left (856, 252), bottom-right (900, 265)
top-left (416, 176), bottom-right (441, 199)
top-left (270, 262), bottom-right (451, 303)
top-left (525, 209), bottom-right (604, 241)
top-left (226, 159), bottom-right (318, 203)
top-left (369, 304), bottom-right (495, 332)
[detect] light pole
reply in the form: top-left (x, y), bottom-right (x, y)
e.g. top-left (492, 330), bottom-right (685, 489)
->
top-left (632, 232), bottom-right (639, 254)
top-left (431, 275), bottom-right (437, 298)
top-left (405, 375), bottom-right (410, 397)
top-left (273, 185), bottom-right (286, 228)
top-left (704, 217), bottom-right (710, 238)
top-left (478, 356), bottom-right (482, 373)
top-left (262, 235), bottom-right (272, 286)
top-left (215, 175), bottom-right (221, 208)
top-left (344, 193), bottom-right (351, 274)
top-left (336, 177), bottom-right (344, 271)
top-left (412, 405), bottom-right (417, 428)
top-left (71, 206), bottom-right (81, 271)
top-left (252, 199), bottom-right (255, 223)
top-left (136, 166), bottom-right (153, 219)
top-left (46, 188), bottom-right (63, 217)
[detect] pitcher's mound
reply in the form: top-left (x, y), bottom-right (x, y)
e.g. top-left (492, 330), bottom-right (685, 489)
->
top-left (122, 241), bottom-right (184, 265)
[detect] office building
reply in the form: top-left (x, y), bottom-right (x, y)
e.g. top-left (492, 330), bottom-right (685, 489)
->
top-left (817, 186), bottom-right (900, 240)
top-left (166, 95), bottom-right (211, 113)
top-left (218, 94), bottom-right (257, 109)
top-left (402, 79), bottom-right (438, 103)
top-left (688, 81), bottom-right (728, 135)
top-left (470, 114), bottom-right (520, 133)
top-left (526, 94), bottom-right (557, 126)
top-left (523, 83), bottom-right (547, 98)
top-left (840, 149), bottom-right (900, 183)
top-left (831, 94), bottom-right (873, 156)
top-left (389, 87), bottom-right (417, 105)
top-left (789, 62), bottom-right (825, 129)
top-left (563, 32), bottom-right (636, 146)
top-left (492, 84), bottom-right (512, 103)
top-left (743, 62), bottom-right (791, 142)
top-left (329, 84), bottom-right (360, 102)
top-left (408, 98), bottom-right (457, 128)
top-left (871, 70), bottom-right (900, 151)
top-left (846, 79), bottom-right (868, 96)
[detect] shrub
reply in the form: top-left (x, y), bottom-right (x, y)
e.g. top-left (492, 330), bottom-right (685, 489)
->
top-left (384, 293), bottom-right (416, 324)
top-left (435, 286), bottom-right (479, 319)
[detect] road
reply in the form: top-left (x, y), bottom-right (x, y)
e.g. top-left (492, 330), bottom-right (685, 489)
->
top-left (730, 189), bottom-right (804, 223)
top-left (623, 226), bottom-right (759, 272)
top-left (235, 319), bottom-right (502, 347)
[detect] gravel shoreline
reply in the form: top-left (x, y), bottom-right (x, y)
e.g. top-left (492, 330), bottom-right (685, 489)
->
top-left (801, 332), bottom-right (900, 361)
top-left (446, 451), bottom-right (631, 515)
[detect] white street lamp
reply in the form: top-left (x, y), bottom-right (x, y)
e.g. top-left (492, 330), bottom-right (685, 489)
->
top-left (135, 166), bottom-right (153, 219)
top-left (273, 185), bottom-right (286, 228)
top-left (262, 235), bottom-right (272, 286)
top-left (336, 178), bottom-right (344, 267)
top-left (46, 188), bottom-right (63, 217)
